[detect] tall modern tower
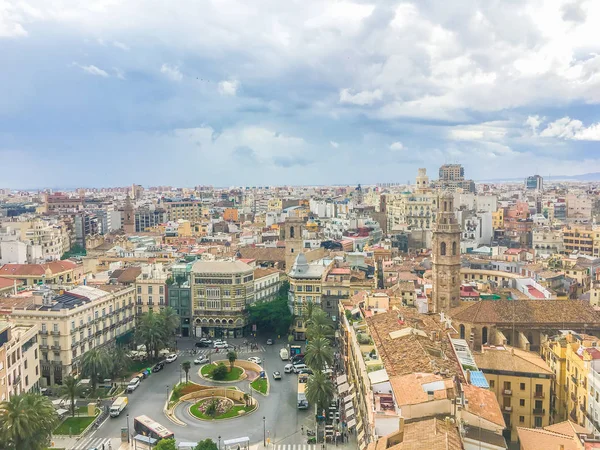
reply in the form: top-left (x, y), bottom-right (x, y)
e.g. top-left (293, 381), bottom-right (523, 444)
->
top-left (431, 191), bottom-right (461, 313)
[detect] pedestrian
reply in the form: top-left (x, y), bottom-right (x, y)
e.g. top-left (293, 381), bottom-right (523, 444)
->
top-left (301, 425), bottom-right (304, 435)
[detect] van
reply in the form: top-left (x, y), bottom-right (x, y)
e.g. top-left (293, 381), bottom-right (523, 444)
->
top-left (292, 363), bottom-right (307, 373)
top-left (127, 377), bottom-right (141, 392)
top-left (284, 364), bottom-right (294, 374)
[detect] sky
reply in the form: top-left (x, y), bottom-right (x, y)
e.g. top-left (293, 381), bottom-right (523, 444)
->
top-left (1, 0), bottom-right (600, 189)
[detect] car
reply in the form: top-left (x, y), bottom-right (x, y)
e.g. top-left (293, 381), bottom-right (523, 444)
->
top-left (194, 356), bottom-right (209, 365)
top-left (292, 363), bottom-right (308, 373)
top-left (199, 338), bottom-right (213, 344)
top-left (152, 362), bottom-right (165, 372)
top-left (195, 341), bottom-right (210, 348)
top-left (165, 354), bottom-right (178, 363)
top-left (248, 356), bottom-right (263, 364)
top-left (284, 364), bottom-right (294, 374)
top-left (272, 371), bottom-right (282, 380)
top-left (214, 342), bottom-right (229, 349)
top-left (266, 338), bottom-right (273, 345)
top-left (298, 368), bottom-right (313, 375)
top-left (126, 377), bottom-right (141, 393)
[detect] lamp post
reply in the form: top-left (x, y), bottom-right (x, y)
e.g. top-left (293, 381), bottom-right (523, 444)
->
top-left (179, 363), bottom-right (182, 384)
top-left (218, 435), bottom-right (221, 450)
top-left (166, 385), bottom-right (169, 402)
top-left (263, 416), bottom-right (266, 446)
top-left (126, 413), bottom-right (130, 443)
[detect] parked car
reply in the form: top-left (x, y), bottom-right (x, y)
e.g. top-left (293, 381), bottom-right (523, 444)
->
top-left (298, 368), bottom-right (313, 375)
top-left (195, 341), bottom-right (210, 348)
top-left (272, 371), bottom-right (282, 380)
top-left (266, 338), bottom-right (273, 345)
top-left (166, 354), bottom-right (178, 363)
top-left (248, 356), bottom-right (263, 364)
top-left (292, 363), bottom-right (308, 373)
top-left (214, 341), bottom-right (229, 349)
top-left (194, 356), bottom-right (209, 365)
top-left (200, 338), bottom-right (213, 344)
top-left (291, 354), bottom-right (305, 363)
top-left (152, 362), bottom-right (165, 372)
top-left (126, 377), bottom-right (141, 393)
top-left (284, 364), bottom-right (294, 374)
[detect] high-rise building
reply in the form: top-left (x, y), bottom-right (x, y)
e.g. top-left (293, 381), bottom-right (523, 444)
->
top-left (439, 164), bottom-right (465, 181)
top-left (431, 191), bottom-right (461, 313)
top-left (525, 175), bottom-right (543, 191)
top-left (433, 164), bottom-right (476, 193)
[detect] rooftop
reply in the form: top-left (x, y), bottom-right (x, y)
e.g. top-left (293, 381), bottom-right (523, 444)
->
top-left (462, 384), bottom-right (506, 428)
top-left (191, 260), bottom-right (253, 274)
top-left (474, 346), bottom-right (553, 375)
top-left (0, 260), bottom-right (78, 277)
top-left (389, 373), bottom-right (454, 407)
top-left (368, 417), bottom-right (462, 450)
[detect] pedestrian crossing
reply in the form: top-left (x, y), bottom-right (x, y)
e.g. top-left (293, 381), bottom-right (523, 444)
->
top-left (69, 436), bottom-right (114, 450)
top-left (274, 445), bottom-right (316, 450)
top-left (194, 345), bottom-right (267, 356)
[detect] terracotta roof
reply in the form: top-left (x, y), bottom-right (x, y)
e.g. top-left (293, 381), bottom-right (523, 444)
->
top-left (110, 267), bottom-right (142, 284)
top-left (517, 427), bottom-right (578, 450)
top-left (474, 346), bottom-right (553, 375)
top-left (462, 384), bottom-right (505, 428)
top-left (367, 308), bottom-right (461, 378)
top-left (370, 417), bottom-right (462, 450)
top-left (450, 299), bottom-right (600, 325)
top-left (544, 420), bottom-right (588, 436)
top-left (0, 260), bottom-right (78, 277)
top-left (0, 278), bottom-right (22, 290)
top-left (390, 373), bottom-right (454, 406)
top-left (238, 247), bottom-right (285, 264)
top-left (253, 267), bottom-right (280, 279)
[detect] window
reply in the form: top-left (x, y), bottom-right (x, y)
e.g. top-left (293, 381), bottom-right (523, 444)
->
top-left (53, 323), bottom-right (59, 332)
top-left (236, 289), bottom-right (242, 296)
top-left (440, 242), bottom-right (446, 256)
top-left (519, 416), bottom-right (525, 423)
top-left (520, 383), bottom-right (525, 390)
top-left (159, 296), bottom-right (164, 305)
top-left (489, 380), bottom-right (495, 388)
top-left (306, 285), bottom-right (313, 292)
top-left (137, 286), bottom-right (141, 294)
top-left (102, 308), bottom-right (106, 317)
top-left (534, 417), bottom-right (542, 428)
top-left (148, 286), bottom-right (153, 294)
top-left (71, 321), bottom-right (75, 331)
top-left (296, 286), bottom-right (302, 292)
top-left (520, 399), bottom-right (525, 406)
top-left (159, 286), bottom-right (164, 294)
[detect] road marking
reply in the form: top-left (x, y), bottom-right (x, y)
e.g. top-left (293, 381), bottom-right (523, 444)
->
top-left (70, 436), bottom-right (113, 450)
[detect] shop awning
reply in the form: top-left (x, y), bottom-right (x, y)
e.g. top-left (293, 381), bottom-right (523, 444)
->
top-left (346, 407), bottom-right (355, 417)
top-left (343, 392), bottom-right (356, 403)
top-left (337, 374), bottom-right (348, 385)
top-left (338, 382), bottom-right (350, 393)
top-left (345, 401), bottom-right (354, 411)
top-left (347, 418), bottom-right (356, 428)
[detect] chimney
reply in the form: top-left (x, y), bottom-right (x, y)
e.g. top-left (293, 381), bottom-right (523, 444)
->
top-left (398, 417), bottom-right (405, 441)
top-left (466, 369), bottom-right (471, 384)
top-left (427, 391), bottom-right (434, 401)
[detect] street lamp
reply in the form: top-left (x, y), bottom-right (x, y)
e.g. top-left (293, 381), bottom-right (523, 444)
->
top-left (166, 385), bottom-right (169, 402)
top-left (179, 363), bottom-right (182, 384)
top-left (126, 413), bottom-right (130, 443)
top-left (263, 416), bottom-right (266, 447)
top-left (218, 435), bottom-right (221, 450)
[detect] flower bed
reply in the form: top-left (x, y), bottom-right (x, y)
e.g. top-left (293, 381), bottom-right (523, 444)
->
top-left (190, 397), bottom-right (256, 420)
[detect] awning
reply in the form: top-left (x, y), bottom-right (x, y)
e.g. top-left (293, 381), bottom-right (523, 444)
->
top-left (358, 430), bottom-right (365, 443)
top-left (338, 382), bottom-right (350, 393)
top-left (337, 374), bottom-right (348, 385)
top-left (343, 392), bottom-right (356, 403)
top-left (345, 401), bottom-right (354, 411)
top-left (347, 418), bottom-right (357, 428)
top-left (357, 418), bottom-right (364, 430)
top-left (56, 408), bottom-right (69, 416)
top-left (346, 407), bottom-right (355, 417)
top-left (223, 437), bottom-right (250, 446)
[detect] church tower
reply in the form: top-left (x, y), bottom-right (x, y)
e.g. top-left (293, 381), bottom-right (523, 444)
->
top-left (415, 168), bottom-right (430, 193)
top-left (123, 195), bottom-right (135, 234)
top-left (431, 191), bottom-right (461, 313)
top-left (282, 217), bottom-right (305, 270)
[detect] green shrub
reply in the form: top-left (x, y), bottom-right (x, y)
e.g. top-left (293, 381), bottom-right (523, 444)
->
top-left (211, 363), bottom-right (229, 380)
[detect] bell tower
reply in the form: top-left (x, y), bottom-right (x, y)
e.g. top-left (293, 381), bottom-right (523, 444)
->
top-left (431, 191), bottom-right (461, 313)
top-left (282, 217), bottom-right (305, 270)
top-left (123, 195), bottom-right (135, 234)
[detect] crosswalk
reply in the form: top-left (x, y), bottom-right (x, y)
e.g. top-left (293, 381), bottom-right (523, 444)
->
top-left (274, 445), bottom-right (316, 450)
top-left (194, 345), bottom-right (267, 356)
top-left (69, 436), bottom-right (114, 450)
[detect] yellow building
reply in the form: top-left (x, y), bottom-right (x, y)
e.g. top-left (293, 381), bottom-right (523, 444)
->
top-left (541, 334), bottom-right (569, 422)
top-left (267, 198), bottom-right (282, 211)
top-left (164, 200), bottom-right (204, 221)
top-left (0, 321), bottom-right (41, 401)
top-left (563, 226), bottom-right (594, 255)
top-left (135, 264), bottom-right (168, 316)
top-left (492, 208), bottom-right (504, 230)
top-left (474, 345), bottom-right (553, 442)
top-left (564, 332), bottom-right (600, 427)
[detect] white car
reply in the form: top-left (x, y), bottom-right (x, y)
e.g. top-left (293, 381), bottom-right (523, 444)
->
top-left (284, 364), bottom-right (294, 374)
top-left (165, 354), bottom-right (178, 363)
top-left (272, 371), bottom-right (282, 380)
top-left (194, 356), bottom-right (209, 365)
top-left (126, 377), bottom-right (140, 392)
top-left (248, 356), bottom-right (262, 364)
top-left (213, 342), bottom-right (229, 349)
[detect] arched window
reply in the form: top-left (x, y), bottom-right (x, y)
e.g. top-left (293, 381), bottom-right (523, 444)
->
top-left (444, 201), bottom-right (447, 211)
top-left (290, 227), bottom-right (295, 238)
top-left (440, 242), bottom-right (446, 256)
top-left (459, 324), bottom-right (465, 340)
top-left (482, 327), bottom-right (488, 345)
top-left (452, 241), bottom-right (457, 256)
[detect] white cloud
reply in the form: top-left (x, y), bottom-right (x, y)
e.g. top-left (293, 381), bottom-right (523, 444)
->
top-left (72, 62), bottom-right (109, 77)
top-left (389, 141), bottom-right (404, 151)
top-left (218, 79), bottom-right (240, 96)
top-left (330, 141), bottom-right (339, 148)
top-left (448, 122), bottom-right (508, 141)
top-left (540, 117), bottom-right (600, 141)
top-left (112, 40), bottom-right (129, 51)
top-left (113, 68), bottom-right (126, 80)
top-left (160, 63), bottom-right (183, 82)
top-left (339, 88), bottom-right (382, 106)
top-left (525, 115), bottom-right (544, 135)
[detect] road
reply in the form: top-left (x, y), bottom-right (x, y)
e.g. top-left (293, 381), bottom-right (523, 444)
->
top-left (92, 337), bottom-right (311, 446)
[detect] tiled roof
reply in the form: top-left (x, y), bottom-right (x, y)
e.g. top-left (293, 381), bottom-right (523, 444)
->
top-left (517, 427), bottom-right (578, 450)
top-left (474, 346), bottom-right (553, 375)
top-left (370, 417), bottom-right (462, 450)
top-left (253, 267), bottom-right (280, 279)
top-left (0, 278), bottom-right (21, 290)
top-left (238, 247), bottom-right (285, 264)
top-left (450, 299), bottom-right (600, 325)
top-left (0, 260), bottom-right (77, 277)
top-left (544, 420), bottom-right (588, 436)
top-left (463, 384), bottom-right (505, 428)
top-left (367, 308), bottom-right (461, 378)
top-left (110, 267), bottom-right (142, 284)
top-left (390, 373), bottom-right (454, 406)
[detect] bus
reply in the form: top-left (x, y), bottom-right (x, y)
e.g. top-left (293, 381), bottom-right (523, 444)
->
top-left (133, 415), bottom-right (174, 441)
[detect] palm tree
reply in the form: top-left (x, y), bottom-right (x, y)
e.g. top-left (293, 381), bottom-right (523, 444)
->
top-left (107, 346), bottom-right (132, 380)
top-left (58, 376), bottom-right (81, 417)
top-left (158, 307), bottom-right (180, 348)
top-left (227, 350), bottom-right (237, 371)
top-left (0, 393), bottom-right (59, 450)
top-left (304, 337), bottom-right (334, 372)
top-left (182, 361), bottom-right (191, 384)
top-left (81, 347), bottom-right (110, 393)
top-left (305, 370), bottom-right (334, 416)
top-left (136, 310), bottom-right (164, 359)
top-left (306, 308), bottom-right (335, 341)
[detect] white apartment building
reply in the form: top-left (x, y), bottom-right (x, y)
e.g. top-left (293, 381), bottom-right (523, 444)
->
top-left (532, 227), bottom-right (565, 257)
top-left (454, 193), bottom-right (498, 213)
top-left (4, 284), bottom-right (135, 385)
top-left (566, 193), bottom-right (592, 222)
top-left (135, 263), bottom-right (167, 316)
top-left (252, 268), bottom-right (281, 304)
top-left (0, 321), bottom-right (41, 401)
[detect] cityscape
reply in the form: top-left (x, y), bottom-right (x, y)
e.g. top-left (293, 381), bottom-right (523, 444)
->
top-left (3, 2), bottom-right (600, 450)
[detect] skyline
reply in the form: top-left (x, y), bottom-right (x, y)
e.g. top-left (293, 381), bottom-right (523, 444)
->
top-left (2, 0), bottom-right (600, 189)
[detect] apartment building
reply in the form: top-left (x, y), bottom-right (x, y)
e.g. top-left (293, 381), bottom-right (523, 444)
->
top-left (563, 226), bottom-right (594, 255)
top-left (492, 209), bottom-right (504, 230)
top-left (0, 260), bottom-right (82, 286)
top-left (164, 200), bottom-right (204, 222)
top-left (532, 227), bottom-right (564, 257)
top-left (0, 321), bottom-right (40, 401)
top-left (252, 268), bottom-right (281, 304)
top-left (135, 264), bottom-right (167, 316)
top-left (2, 284), bottom-right (135, 385)
top-left (474, 345), bottom-right (553, 442)
top-left (167, 262), bottom-right (193, 337)
top-left (565, 333), bottom-right (600, 427)
top-left (191, 260), bottom-right (254, 339)
top-left (541, 334), bottom-right (569, 422)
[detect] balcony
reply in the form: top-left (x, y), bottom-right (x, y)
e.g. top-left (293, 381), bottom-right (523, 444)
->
top-left (571, 392), bottom-right (577, 402)
top-left (39, 344), bottom-right (49, 350)
top-left (39, 330), bottom-right (48, 335)
top-left (50, 330), bottom-right (60, 336)
top-left (533, 408), bottom-right (545, 415)
top-left (534, 391), bottom-right (545, 399)
top-left (504, 406), bottom-right (512, 412)
top-left (51, 345), bottom-right (61, 350)
top-left (503, 389), bottom-right (512, 396)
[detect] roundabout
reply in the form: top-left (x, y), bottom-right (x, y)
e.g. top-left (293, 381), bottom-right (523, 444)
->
top-left (189, 396), bottom-right (257, 420)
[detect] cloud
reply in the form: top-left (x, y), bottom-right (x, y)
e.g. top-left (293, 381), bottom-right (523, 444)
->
top-left (525, 115), bottom-right (543, 135)
top-left (72, 62), bottom-right (109, 77)
top-left (160, 63), bottom-right (183, 82)
top-left (112, 41), bottom-right (130, 51)
top-left (339, 88), bottom-right (383, 106)
top-left (540, 117), bottom-right (600, 141)
top-left (562, 0), bottom-right (587, 23)
top-left (448, 123), bottom-right (508, 141)
top-left (272, 156), bottom-right (312, 168)
top-left (113, 68), bottom-right (126, 80)
top-left (232, 146), bottom-right (257, 164)
top-left (389, 141), bottom-right (404, 151)
top-left (330, 141), bottom-right (339, 148)
top-left (218, 79), bottom-right (240, 96)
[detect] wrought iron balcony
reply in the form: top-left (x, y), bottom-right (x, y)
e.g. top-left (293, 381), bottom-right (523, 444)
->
top-left (533, 408), bottom-right (545, 415)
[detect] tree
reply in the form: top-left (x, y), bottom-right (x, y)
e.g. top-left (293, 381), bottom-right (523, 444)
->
top-left (81, 347), bottom-right (110, 393)
top-left (227, 350), bottom-right (237, 371)
top-left (155, 438), bottom-right (178, 450)
top-left (304, 337), bottom-right (334, 372)
top-left (305, 370), bottom-right (334, 414)
top-left (195, 439), bottom-right (218, 450)
top-left (0, 393), bottom-right (59, 450)
top-left (247, 282), bottom-right (292, 336)
top-left (182, 360), bottom-right (192, 383)
top-left (107, 346), bottom-right (132, 380)
top-left (211, 363), bottom-right (229, 380)
top-left (205, 399), bottom-right (218, 417)
top-left (136, 308), bottom-right (181, 360)
top-left (58, 376), bottom-right (82, 417)
top-left (306, 308), bottom-right (335, 341)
